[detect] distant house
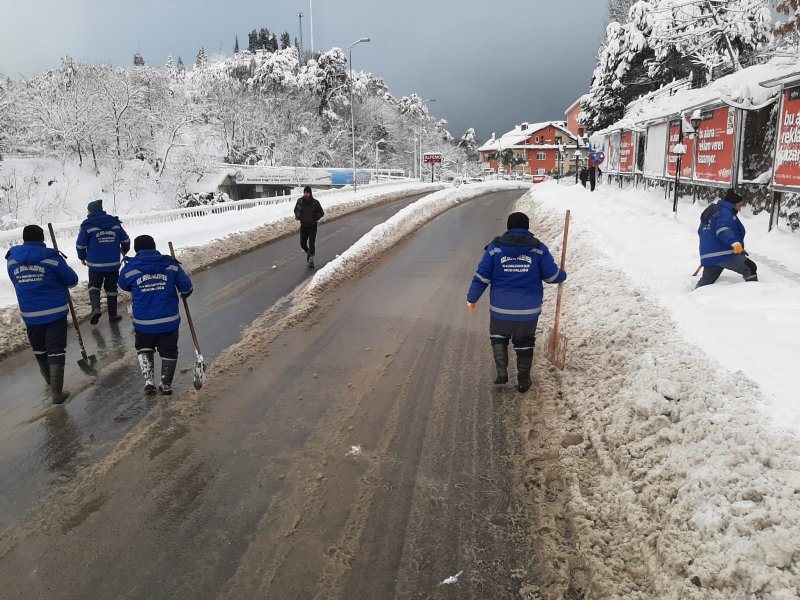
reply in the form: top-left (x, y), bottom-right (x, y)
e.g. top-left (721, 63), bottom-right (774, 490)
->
top-left (477, 121), bottom-right (587, 176)
top-left (565, 95), bottom-right (588, 138)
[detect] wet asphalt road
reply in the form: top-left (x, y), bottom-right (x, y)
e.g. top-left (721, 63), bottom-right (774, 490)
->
top-left (0, 189), bottom-right (535, 600)
top-left (0, 192), bottom-right (428, 531)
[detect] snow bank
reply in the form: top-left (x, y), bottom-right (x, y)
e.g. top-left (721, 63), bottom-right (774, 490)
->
top-left (533, 180), bottom-right (800, 432)
top-left (518, 190), bottom-right (800, 597)
top-left (309, 181), bottom-right (531, 292)
top-left (0, 181), bottom-right (442, 359)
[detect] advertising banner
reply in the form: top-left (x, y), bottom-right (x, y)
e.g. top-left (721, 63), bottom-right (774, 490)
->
top-left (619, 130), bottom-right (635, 174)
top-left (694, 106), bottom-right (736, 185)
top-left (773, 84), bottom-right (800, 191)
top-left (643, 122), bottom-right (667, 177)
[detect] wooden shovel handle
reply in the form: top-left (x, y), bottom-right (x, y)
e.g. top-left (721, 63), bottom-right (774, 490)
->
top-left (551, 210), bottom-right (570, 339)
top-left (168, 242), bottom-right (202, 354)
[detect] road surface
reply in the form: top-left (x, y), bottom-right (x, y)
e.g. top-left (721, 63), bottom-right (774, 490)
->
top-left (0, 192), bottom-right (429, 532)
top-left (0, 189), bottom-right (550, 599)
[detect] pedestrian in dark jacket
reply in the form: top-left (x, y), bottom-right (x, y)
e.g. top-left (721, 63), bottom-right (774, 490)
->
top-left (696, 189), bottom-right (757, 288)
top-left (6, 225), bottom-right (79, 403)
top-left (294, 186), bottom-right (324, 267)
top-left (466, 212), bottom-right (567, 393)
top-left (119, 235), bottom-right (193, 395)
top-left (76, 199), bottom-right (130, 324)
top-left (588, 165), bottom-right (601, 192)
top-left (579, 167), bottom-right (589, 188)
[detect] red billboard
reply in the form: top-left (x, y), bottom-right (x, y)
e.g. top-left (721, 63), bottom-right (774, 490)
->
top-left (773, 84), bottom-right (800, 190)
top-left (619, 130), bottom-right (635, 174)
top-left (666, 119), bottom-right (694, 179)
top-left (694, 106), bottom-right (737, 185)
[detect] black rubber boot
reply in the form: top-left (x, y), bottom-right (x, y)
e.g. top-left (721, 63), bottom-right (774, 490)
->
top-left (89, 288), bottom-right (102, 324)
top-left (38, 360), bottom-right (51, 386)
top-left (108, 295), bottom-right (122, 322)
top-left (138, 352), bottom-right (157, 395)
top-left (517, 353), bottom-right (534, 393)
top-left (159, 358), bottom-right (178, 396)
top-left (49, 364), bottom-right (70, 404)
top-left (491, 343), bottom-right (509, 385)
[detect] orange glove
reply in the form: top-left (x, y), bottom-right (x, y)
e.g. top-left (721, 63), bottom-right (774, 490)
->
top-left (466, 302), bottom-right (477, 314)
top-left (732, 242), bottom-right (743, 255)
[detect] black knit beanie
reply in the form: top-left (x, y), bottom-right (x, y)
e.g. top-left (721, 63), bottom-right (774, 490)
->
top-left (507, 212), bottom-right (530, 230)
top-left (23, 225), bottom-right (45, 242)
top-left (134, 235), bottom-right (157, 252)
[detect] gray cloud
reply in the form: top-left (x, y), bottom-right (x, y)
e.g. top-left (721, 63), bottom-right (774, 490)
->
top-left (0, 0), bottom-right (608, 142)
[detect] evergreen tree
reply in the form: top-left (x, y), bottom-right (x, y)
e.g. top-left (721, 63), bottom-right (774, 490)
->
top-left (177, 55), bottom-right (185, 73)
top-left (269, 33), bottom-right (279, 52)
top-left (248, 30), bottom-right (258, 52)
top-left (258, 27), bottom-right (270, 50)
top-left (281, 31), bottom-right (291, 50)
top-left (195, 46), bottom-right (207, 68)
top-left (165, 53), bottom-right (174, 69)
top-left (234, 35), bottom-right (240, 54)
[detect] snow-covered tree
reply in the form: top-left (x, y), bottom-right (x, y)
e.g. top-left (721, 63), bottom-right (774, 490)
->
top-left (195, 46), bottom-right (207, 69)
top-left (177, 55), bottom-right (185, 73)
top-left (582, 0), bottom-right (772, 133)
top-left (280, 31), bottom-right (291, 50)
top-left (775, 0), bottom-right (800, 40)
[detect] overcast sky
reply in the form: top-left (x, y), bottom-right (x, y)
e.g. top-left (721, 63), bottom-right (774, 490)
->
top-left (0, 0), bottom-right (609, 142)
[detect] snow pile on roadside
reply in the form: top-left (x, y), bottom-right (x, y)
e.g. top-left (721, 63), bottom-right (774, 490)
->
top-left (533, 180), bottom-right (800, 433)
top-left (309, 181), bottom-right (531, 292)
top-left (519, 191), bottom-right (800, 597)
top-left (0, 181), bottom-right (442, 359)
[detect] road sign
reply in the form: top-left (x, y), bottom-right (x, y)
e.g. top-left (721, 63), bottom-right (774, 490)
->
top-left (423, 153), bottom-right (443, 164)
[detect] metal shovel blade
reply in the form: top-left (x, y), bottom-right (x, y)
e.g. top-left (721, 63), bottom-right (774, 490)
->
top-left (542, 324), bottom-right (568, 371)
top-left (78, 351), bottom-right (98, 376)
top-left (193, 352), bottom-right (206, 390)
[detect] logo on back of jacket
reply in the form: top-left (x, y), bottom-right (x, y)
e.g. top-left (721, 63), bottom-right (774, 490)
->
top-left (501, 254), bottom-right (532, 273)
top-left (136, 273), bottom-right (168, 293)
top-left (95, 230), bottom-right (118, 244)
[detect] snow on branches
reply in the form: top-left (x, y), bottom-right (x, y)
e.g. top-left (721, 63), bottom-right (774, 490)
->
top-left (582, 0), bottom-right (772, 133)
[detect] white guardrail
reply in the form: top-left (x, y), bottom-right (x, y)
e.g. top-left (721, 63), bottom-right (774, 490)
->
top-left (0, 179), bottom-right (416, 251)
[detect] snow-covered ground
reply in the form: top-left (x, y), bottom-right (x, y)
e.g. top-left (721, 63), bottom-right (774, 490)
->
top-left (520, 188), bottom-right (800, 597)
top-left (533, 179), bottom-right (800, 433)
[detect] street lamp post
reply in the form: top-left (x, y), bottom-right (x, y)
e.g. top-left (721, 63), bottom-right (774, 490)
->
top-left (348, 37), bottom-right (371, 192)
top-left (375, 138), bottom-right (385, 181)
top-left (672, 110), bottom-right (702, 214)
top-left (573, 150), bottom-right (581, 184)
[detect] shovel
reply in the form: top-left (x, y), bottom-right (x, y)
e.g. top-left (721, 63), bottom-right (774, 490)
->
top-left (47, 223), bottom-right (98, 376)
top-left (168, 242), bottom-right (205, 390)
top-left (542, 210), bottom-right (571, 371)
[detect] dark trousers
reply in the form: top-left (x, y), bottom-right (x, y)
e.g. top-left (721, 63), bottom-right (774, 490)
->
top-left (589, 173), bottom-right (597, 192)
top-left (27, 317), bottom-right (68, 366)
top-left (300, 225), bottom-right (318, 256)
top-left (697, 255), bottom-right (758, 288)
top-left (88, 270), bottom-right (120, 311)
top-left (135, 328), bottom-right (179, 360)
top-left (490, 316), bottom-right (538, 358)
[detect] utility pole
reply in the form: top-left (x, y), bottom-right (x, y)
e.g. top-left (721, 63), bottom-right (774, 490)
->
top-left (298, 12), bottom-right (304, 56)
top-left (309, 0), bottom-right (315, 54)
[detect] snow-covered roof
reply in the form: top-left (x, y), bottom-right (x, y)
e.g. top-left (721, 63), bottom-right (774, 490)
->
top-left (478, 121), bottom-right (575, 152)
top-left (593, 55), bottom-right (800, 137)
top-left (564, 94), bottom-right (589, 115)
